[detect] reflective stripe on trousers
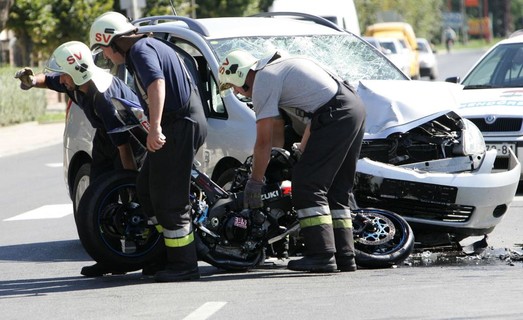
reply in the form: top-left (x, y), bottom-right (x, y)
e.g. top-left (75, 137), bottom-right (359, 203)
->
top-left (332, 209), bottom-right (353, 229)
top-left (163, 224), bottom-right (195, 248)
top-left (296, 205), bottom-right (332, 229)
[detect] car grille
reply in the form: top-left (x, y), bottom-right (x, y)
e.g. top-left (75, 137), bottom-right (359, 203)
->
top-left (468, 117), bottom-right (522, 132)
top-left (494, 157), bottom-right (509, 170)
top-left (356, 198), bottom-right (475, 223)
top-left (354, 176), bottom-right (475, 223)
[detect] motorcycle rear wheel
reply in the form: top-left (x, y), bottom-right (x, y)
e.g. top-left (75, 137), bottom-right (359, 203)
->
top-left (353, 208), bottom-right (414, 268)
top-left (76, 170), bottom-right (165, 271)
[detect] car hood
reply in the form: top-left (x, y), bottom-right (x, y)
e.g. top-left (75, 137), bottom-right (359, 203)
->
top-left (357, 80), bottom-right (463, 139)
top-left (458, 88), bottom-right (523, 117)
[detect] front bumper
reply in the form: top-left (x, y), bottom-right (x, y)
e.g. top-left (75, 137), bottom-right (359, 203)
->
top-left (354, 149), bottom-right (520, 241)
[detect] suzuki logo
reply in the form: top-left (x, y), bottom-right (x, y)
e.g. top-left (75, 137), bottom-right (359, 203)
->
top-left (485, 115), bottom-right (496, 124)
top-left (261, 190), bottom-right (279, 201)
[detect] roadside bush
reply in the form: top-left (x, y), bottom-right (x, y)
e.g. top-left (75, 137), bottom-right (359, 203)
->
top-left (0, 67), bottom-right (46, 127)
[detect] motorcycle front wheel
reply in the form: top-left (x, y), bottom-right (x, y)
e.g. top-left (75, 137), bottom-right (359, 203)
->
top-left (76, 170), bottom-right (165, 270)
top-left (353, 208), bottom-right (414, 269)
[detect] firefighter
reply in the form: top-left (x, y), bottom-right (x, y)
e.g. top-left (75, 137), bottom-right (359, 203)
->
top-left (15, 41), bottom-right (143, 277)
top-left (218, 50), bottom-right (366, 272)
top-left (89, 12), bottom-right (207, 282)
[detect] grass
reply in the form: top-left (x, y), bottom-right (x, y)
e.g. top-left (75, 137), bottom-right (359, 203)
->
top-left (37, 111), bottom-right (66, 124)
top-left (433, 37), bottom-right (503, 52)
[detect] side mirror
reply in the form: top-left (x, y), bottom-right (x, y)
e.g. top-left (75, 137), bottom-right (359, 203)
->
top-left (445, 76), bottom-right (460, 83)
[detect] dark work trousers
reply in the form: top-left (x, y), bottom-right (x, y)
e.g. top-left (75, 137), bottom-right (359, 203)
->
top-left (292, 81), bottom-right (366, 256)
top-left (136, 96), bottom-right (207, 233)
top-left (90, 129), bottom-right (121, 182)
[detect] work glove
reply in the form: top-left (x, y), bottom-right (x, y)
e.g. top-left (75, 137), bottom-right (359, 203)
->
top-left (244, 178), bottom-right (265, 209)
top-left (292, 142), bottom-right (303, 161)
top-left (14, 67), bottom-right (35, 90)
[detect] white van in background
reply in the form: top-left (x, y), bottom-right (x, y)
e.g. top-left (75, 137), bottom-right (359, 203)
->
top-left (268, 0), bottom-right (360, 35)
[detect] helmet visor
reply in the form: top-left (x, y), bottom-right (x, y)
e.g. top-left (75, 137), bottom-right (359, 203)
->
top-left (219, 82), bottom-right (234, 92)
top-left (44, 54), bottom-right (64, 74)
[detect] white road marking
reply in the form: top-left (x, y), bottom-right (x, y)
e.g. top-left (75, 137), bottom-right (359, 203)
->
top-left (45, 162), bottom-right (63, 168)
top-left (182, 302), bottom-right (227, 320)
top-left (4, 204), bottom-right (73, 221)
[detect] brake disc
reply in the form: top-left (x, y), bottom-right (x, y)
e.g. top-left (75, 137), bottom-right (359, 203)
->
top-left (357, 212), bottom-right (396, 246)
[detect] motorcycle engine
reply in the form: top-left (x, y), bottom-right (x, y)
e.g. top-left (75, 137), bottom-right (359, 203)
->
top-left (223, 209), bottom-right (267, 243)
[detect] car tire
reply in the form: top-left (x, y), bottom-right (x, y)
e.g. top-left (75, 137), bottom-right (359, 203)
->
top-left (215, 167), bottom-right (238, 190)
top-left (72, 163), bottom-right (90, 221)
top-left (429, 68), bottom-right (438, 80)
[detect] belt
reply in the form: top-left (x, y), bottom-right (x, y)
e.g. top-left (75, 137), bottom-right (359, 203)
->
top-left (294, 78), bottom-right (348, 119)
top-left (294, 94), bottom-right (341, 119)
top-left (161, 110), bottom-right (189, 125)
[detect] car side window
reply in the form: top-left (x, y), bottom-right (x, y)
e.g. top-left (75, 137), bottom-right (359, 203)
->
top-left (164, 35), bottom-right (228, 120)
top-left (504, 47), bottom-right (523, 86)
top-left (209, 77), bottom-right (226, 115)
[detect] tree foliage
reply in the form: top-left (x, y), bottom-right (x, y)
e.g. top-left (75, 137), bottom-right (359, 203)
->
top-left (355, 0), bottom-right (444, 42)
top-left (195, 0), bottom-right (271, 18)
top-left (7, 0), bottom-right (113, 66)
top-left (0, 0), bottom-right (14, 31)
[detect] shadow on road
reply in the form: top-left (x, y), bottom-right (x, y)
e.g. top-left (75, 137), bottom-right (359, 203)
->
top-left (0, 240), bottom-right (88, 262)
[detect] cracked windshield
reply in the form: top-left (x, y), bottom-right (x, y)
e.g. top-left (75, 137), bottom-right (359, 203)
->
top-left (210, 34), bottom-right (406, 83)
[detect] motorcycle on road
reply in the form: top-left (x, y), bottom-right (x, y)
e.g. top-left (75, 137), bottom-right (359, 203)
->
top-left (75, 98), bottom-right (415, 272)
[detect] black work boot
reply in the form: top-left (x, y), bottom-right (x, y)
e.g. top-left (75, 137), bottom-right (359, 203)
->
top-left (287, 254), bottom-right (338, 273)
top-left (154, 266), bottom-right (200, 282)
top-left (334, 226), bottom-right (357, 272)
top-left (335, 254), bottom-right (357, 272)
top-left (154, 242), bottom-right (200, 282)
top-left (80, 263), bottom-right (128, 277)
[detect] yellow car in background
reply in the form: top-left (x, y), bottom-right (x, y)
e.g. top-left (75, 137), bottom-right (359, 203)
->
top-left (365, 22), bottom-right (420, 79)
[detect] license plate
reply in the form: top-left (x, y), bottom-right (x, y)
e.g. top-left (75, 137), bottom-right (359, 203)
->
top-left (485, 143), bottom-right (515, 158)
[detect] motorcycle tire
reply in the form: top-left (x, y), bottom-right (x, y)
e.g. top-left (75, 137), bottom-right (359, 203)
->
top-left (353, 208), bottom-right (414, 269)
top-left (76, 169), bottom-right (165, 271)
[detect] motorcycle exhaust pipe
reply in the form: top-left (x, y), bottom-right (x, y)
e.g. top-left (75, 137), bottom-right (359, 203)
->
top-left (195, 234), bottom-right (261, 270)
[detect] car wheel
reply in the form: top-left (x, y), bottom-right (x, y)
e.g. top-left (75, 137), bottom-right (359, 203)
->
top-left (429, 68), bottom-right (438, 80)
top-left (72, 163), bottom-right (90, 221)
top-left (215, 167), bottom-right (238, 190)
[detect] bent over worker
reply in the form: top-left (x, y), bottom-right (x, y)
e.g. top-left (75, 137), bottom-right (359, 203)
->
top-left (218, 50), bottom-right (366, 273)
top-left (15, 41), bottom-right (142, 277)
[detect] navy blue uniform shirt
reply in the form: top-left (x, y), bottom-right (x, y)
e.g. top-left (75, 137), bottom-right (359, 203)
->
top-left (45, 73), bottom-right (139, 147)
top-left (125, 37), bottom-right (191, 115)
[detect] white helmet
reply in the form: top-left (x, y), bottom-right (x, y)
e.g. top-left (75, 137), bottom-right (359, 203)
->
top-left (218, 50), bottom-right (258, 91)
top-left (89, 11), bottom-right (137, 50)
top-left (45, 41), bottom-right (113, 92)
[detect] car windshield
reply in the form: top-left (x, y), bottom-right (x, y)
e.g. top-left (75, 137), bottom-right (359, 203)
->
top-left (209, 34), bottom-right (406, 83)
top-left (417, 41), bottom-right (430, 53)
top-left (462, 43), bottom-right (523, 88)
top-left (379, 41), bottom-right (399, 54)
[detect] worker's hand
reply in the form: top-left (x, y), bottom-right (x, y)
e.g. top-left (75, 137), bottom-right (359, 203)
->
top-left (291, 142), bottom-right (303, 161)
top-left (146, 126), bottom-right (166, 152)
top-left (14, 67), bottom-right (35, 90)
top-left (244, 178), bottom-right (265, 209)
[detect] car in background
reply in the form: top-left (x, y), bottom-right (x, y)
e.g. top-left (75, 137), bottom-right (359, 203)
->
top-left (416, 37), bottom-right (438, 80)
top-left (448, 34), bottom-right (523, 180)
top-left (362, 36), bottom-right (385, 52)
top-left (365, 22), bottom-right (420, 79)
top-left (377, 37), bottom-right (411, 76)
top-left (64, 12), bottom-right (520, 248)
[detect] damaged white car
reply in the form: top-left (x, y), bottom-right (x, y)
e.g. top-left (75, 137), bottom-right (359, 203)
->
top-left (64, 13), bottom-right (520, 249)
top-left (353, 80), bottom-right (520, 247)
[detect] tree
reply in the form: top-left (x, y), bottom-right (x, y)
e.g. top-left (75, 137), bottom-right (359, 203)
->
top-left (0, 0), bottom-right (14, 31)
top-left (7, 0), bottom-right (114, 66)
top-left (354, 0), bottom-right (444, 43)
top-left (195, 0), bottom-right (271, 18)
